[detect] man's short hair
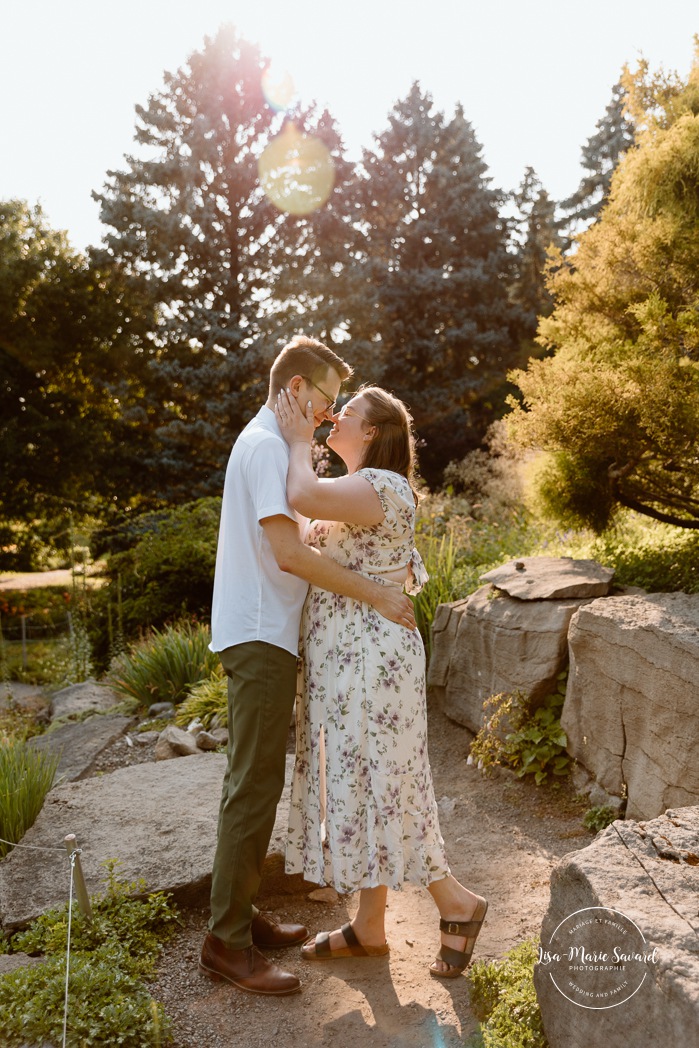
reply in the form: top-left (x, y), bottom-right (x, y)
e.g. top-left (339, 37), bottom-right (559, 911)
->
top-left (270, 335), bottom-right (353, 394)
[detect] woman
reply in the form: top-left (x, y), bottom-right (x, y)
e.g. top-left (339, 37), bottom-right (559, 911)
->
top-left (275, 384), bottom-right (487, 977)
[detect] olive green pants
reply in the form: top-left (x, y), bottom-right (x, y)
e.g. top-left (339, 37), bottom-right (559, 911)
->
top-left (208, 641), bottom-right (298, 949)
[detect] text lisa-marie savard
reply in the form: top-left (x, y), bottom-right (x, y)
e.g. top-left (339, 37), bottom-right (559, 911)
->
top-left (538, 946), bottom-right (658, 967)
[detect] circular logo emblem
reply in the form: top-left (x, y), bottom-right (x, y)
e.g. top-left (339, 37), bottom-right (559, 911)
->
top-left (538, 906), bottom-right (658, 1009)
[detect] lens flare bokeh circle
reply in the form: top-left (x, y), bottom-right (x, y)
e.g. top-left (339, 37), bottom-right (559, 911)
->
top-left (261, 64), bottom-right (295, 112)
top-left (258, 122), bottom-right (335, 216)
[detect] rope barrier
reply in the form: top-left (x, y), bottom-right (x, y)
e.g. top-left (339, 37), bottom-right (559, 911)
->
top-left (0, 835), bottom-right (66, 853)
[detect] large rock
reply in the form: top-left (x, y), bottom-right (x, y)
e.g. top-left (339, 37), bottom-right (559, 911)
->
top-left (0, 753), bottom-right (296, 930)
top-left (480, 556), bottom-right (614, 601)
top-left (50, 679), bottom-right (123, 720)
top-left (562, 593), bottom-right (699, 819)
top-left (154, 724), bottom-right (201, 759)
top-left (29, 715), bottom-right (135, 783)
top-left (428, 585), bottom-right (589, 732)
top-left (534, 806), bottom-right (699, 1047)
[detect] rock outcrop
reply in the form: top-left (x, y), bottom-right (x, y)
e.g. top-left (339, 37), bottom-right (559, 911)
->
top-left (428, 585), bottom-right (589, 732)
top-left (50, 679), bottom-right (123, 720)
top-left (29, 714), bottom-right (135, 784)
top-left (534, 805), bottom-right (699, 1047)
top-left (562, 593), bottom-right (699, 819)
top-left (0, 753), bottom-right (296, 930)
top-left (480, 557), bottom-right (614, 601)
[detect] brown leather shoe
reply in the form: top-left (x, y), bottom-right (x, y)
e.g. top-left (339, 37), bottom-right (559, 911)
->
top-left (251, 911), bottom-right (309, 949)
top-left (199, 934), bottom-right (301, 996)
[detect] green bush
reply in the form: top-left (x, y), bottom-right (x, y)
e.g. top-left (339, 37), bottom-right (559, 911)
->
top-left (0, 953), bottom-right (170, 1047)
top-left (583, 805), bottom-right (619, 834)
top-left (175, 667), bottom-right (228, 730)
top-left (92, 499), bottom-right (220, 659)
top-left (107, 622), bottom-right (220, 707)
top-left (1, 859), bottom-right (177, 1046)
top-left (0, 737), bottom-right (59, 859)
top-left (467, 938), bottom-right (548, 1048)
top-left (469, 677), bottom-right (570, 786)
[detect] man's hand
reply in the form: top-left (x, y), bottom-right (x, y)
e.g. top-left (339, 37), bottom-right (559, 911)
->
top-left (372, 587), bottom-right (417, 630)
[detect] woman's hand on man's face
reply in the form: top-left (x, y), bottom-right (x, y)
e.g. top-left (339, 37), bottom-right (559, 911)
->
top-left (275, 387), bottom-right (315, 445)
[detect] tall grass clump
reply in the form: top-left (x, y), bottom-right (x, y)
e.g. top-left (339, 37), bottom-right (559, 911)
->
top-left (413, 534), bottom-right (458, 661)
top-left (175, 667), bottom-right (228, 730)
top-left (107, 621), bottom-right (220, 707)
top-left (0, 738), bottom-right (59, 859)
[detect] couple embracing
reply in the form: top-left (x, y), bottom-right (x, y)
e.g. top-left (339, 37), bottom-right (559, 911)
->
top-left (199, 336), bottom-right (487, 996)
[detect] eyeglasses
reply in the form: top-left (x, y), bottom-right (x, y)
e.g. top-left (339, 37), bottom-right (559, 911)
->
top-left (302, 376), bottom-right (336, 414)
top-left (337, 404), bottom-right (373, 424)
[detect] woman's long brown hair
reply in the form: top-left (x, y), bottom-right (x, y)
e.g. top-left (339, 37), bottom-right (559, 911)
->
top-left (356, 386), bottom-right (419, 503)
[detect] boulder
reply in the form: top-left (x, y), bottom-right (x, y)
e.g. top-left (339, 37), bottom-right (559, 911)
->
top-left (0, 682), bottom-right (50, 723)
top-left (480, 557), bottom-right (614, 601)
top-left (133, 730), bottom-right (159, 746)
top-left (154, 724), bottom-right (201, 759)
top-left (0, 952), bottom-right (47, 975)
top-left (196, 730), bottom-right (222, 751)
top-left (29, 715), bottom-right (134, 784)
top-left (50, 680), bottom-right (123, 721)
top-left (147, 701), bottom-right (175, 719)
top-left (562, 593), bottom-right (699, 819)
top-left (534, 805), bottom-right (699, 1047)
top-left (0, 753), bottom-right (296, 930)
top-left (428, 585), bottom-right (589, 732)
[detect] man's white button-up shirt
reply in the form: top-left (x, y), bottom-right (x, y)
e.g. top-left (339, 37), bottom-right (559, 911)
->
top-left (210, 406), bottom-right (309, 657)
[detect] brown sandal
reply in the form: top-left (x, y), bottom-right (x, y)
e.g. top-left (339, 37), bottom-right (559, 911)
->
top-left (301, 922), bottom-right (389, 960)
top-left (430, 896), bottom-right (488, 978)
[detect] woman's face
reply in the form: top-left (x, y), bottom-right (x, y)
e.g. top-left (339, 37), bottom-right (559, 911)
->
top-left (326, 393), bottom-right (374, 461)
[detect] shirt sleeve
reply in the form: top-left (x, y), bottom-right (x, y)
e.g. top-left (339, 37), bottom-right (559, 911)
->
top-left (244, 434), bottom-right (296, 523)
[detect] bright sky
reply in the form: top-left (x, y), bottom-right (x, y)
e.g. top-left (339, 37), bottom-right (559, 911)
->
top-left (1, 0), bottom-right (697, 252)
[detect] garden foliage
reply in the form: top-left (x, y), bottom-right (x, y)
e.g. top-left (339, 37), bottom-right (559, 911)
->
top-left (107, 621), bottom-right (220, 707)
top-left (0, 738), bottom-right (58, 858)
top-left (469, 676), bottom-right (570, 786)
top-left (0, 860), bottom-right (178, 1046)
top-left (467, 937), bottom-right (548, 1048)
top-left (508, 46), bottom-right (699, 531)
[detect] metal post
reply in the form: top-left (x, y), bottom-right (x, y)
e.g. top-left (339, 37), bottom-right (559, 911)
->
top-left (63, 834), bottom-right (93, 921)
top-left (20, 615), bottom-right (27, 671)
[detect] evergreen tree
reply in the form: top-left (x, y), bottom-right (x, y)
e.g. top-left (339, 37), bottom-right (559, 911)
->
top-left (508, 49), bottom-right (699, 531)
top-left (354, 85), bottom-right (522, 484)
top-left (509, 167), bottom-right (564, 343)
top-left (561, 80), bottom-right (635, 237)
top-left (0, 200), bottom-right (155, 520)
top-left (93, 26), bottom-right (355, 501)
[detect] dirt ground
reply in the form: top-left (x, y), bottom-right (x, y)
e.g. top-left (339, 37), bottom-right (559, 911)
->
top-left (147, 694), bottom-right (591, 1048)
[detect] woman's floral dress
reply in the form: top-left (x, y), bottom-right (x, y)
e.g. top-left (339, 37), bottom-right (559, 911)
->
top-left (285, 467), bottom-right (450, 893)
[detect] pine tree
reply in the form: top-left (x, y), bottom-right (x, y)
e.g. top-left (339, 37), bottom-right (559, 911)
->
top-left (510, 167), bottom-right (564, 342)
top-left (93, 26), bottom-right (355, 501)
top-left (561, 80), bottom-right (635, 237)
top-left (354, 85), bottom-right (522, 484)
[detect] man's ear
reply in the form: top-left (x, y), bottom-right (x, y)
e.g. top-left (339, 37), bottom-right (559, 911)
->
top-left (288, 375), bottom-right (304, 399)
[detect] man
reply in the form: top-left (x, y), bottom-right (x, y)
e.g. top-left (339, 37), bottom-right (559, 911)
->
top-left (200, 335), bottom-right (416, 996)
